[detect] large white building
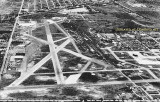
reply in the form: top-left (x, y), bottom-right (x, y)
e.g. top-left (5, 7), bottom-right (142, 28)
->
top-left (127, 51), bottom-right (160, 65)
top-left (59, 7), bottom-right (89, 14)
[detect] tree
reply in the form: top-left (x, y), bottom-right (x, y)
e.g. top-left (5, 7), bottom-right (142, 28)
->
top-left (61, 87), bottom-right (79, 96)
top-left (8, 91), bottom-right (35, 99)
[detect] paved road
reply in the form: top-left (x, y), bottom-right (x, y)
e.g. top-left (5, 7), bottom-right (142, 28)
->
top-left (44, 20), bottom-right (65, 84)
top-left (7, 53), bottom-right (51, 87)
top-left (0, 0), bottom-right (25, 75)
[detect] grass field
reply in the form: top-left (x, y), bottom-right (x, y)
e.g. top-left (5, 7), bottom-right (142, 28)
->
top-left (0, 0), bottom-right (12, 15)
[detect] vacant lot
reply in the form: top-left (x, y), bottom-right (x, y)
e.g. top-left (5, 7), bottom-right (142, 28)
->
top-left (0, 0), bottom-right (12, 15)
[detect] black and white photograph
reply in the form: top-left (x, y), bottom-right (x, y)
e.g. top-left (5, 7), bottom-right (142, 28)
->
top-left (0, 0), bottom-right (160, 101)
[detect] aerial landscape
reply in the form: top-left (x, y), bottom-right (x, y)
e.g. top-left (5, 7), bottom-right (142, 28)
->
top-left (0, 0), bottom-right (160, 101)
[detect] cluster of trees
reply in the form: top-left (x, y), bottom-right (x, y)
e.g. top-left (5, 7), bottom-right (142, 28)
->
top-left (79, 72), bottom-right (99, 83)
top-left (135, 0), bottom-right (160, 5)
top-left (0, 33), bottom-right (10, 40)
top-left (62, 20), bottom-right (89, 33)
top-left (61, 87), bottom-right (79, 96)
top-left (8, 91), bottom-right (35, 99)
top-left (61, 86), bottom-right (94, 100)
top-left (136, 11), bottom-right (160, 18)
